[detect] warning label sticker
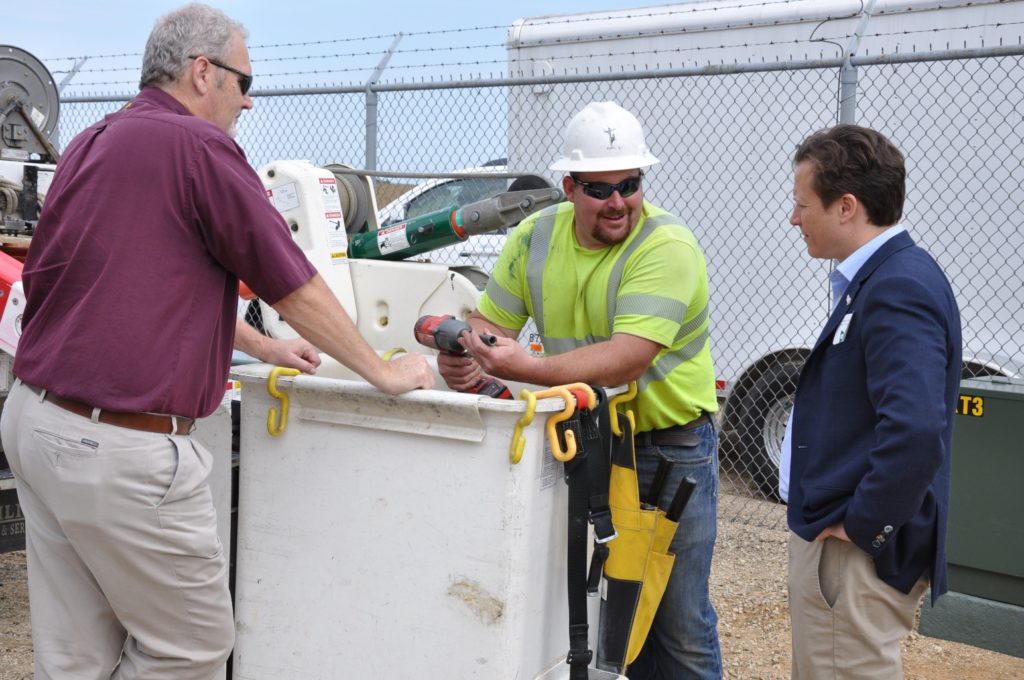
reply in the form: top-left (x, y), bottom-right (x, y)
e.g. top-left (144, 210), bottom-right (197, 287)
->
top-left (318, 177), bottom-right (347, 253)
top-left (267, 182), bottom-right (299, 213)
top-left (376, 224), bottom-right (410, 255)
top-left (541, 441), bottom-right (562, 490)
top-left (319, 177), bottom-right (342, 217)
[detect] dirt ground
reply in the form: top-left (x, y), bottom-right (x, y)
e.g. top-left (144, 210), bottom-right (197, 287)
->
top-left (713, 497), bottom-right (1024, 680)
top-left (1, 495), bottom-right (1022, 679)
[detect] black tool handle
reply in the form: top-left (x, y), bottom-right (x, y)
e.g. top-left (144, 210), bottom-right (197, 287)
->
top-left (643, 456), bottom-right (673, 507)
top-left (666, 476), bottom-right (698, 522)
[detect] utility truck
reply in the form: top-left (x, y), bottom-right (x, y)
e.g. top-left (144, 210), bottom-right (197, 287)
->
top-left (505, 0), bottom-right (1024, 496)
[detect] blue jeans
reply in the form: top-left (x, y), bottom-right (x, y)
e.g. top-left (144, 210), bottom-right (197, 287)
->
top-left (626, 421), bottom-right (722, 680)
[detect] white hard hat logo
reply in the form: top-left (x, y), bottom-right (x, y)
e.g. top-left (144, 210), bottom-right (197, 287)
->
top-left (550, 101), bottom-right (659, 173)
top-left (604, 127), bottom-right (619, 150)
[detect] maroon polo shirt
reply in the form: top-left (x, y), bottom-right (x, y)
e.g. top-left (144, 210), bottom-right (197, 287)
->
top-left (15, 87), bottom-right (317, 419)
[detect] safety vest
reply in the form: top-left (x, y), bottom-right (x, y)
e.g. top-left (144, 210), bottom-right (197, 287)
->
top-left (481, 201), bottom-right (717, 432)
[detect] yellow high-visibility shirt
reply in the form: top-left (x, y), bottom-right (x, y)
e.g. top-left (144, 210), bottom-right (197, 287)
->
top-left (479, 200), bottom-right (717, 432)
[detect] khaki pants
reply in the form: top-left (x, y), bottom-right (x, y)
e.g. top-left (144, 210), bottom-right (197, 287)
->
top-left (788, 532), bottom-right (927, 680)
top-left (0, 380), bottom-right (233, 679)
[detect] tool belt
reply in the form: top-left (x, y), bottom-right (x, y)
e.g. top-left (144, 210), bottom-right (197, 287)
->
top-left (22, 380), bottom-right (195, 435)
top-left (633, 412), bottom-right (712, 447)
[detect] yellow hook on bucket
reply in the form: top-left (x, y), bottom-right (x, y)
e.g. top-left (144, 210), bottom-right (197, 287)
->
top-left (509, 389), bottom-right (538, 464)
top-left (511, 383), bottom-right (598, 463)
top-left (535, 387), bottom-right (576, 462)
top-left (608, 381), bottom-right (638, 437)
top-left (266, 366), bottom-right (300, 436)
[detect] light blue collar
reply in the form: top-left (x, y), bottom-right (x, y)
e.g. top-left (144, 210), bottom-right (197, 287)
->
top-left (830, 226), bottom-right (905, 310)
top-left (837, 225), bottom-right (906, 283)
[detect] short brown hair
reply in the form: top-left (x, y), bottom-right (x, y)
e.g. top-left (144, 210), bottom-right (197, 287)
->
top-left (794, 124), bottom-right (905, 227)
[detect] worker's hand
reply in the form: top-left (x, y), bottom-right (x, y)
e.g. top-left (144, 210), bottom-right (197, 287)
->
top-left (262, 337), bottom-right (322, 374)
top-left (437, 349), bottom-right (483, 391)
top-left (374, 352), bottom-right (435, 394)
top-left (459, 328), bottom-right (535, 383)
top-left (815, 522), bottom-right (851, 542)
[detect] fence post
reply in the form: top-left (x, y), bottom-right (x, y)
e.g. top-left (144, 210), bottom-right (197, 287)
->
top-left (838, 0), bottom-right (878, 123)
top-left (838, 63), bottom-right (857, 124)
top-left (364, 33), bottom-right (403, 170)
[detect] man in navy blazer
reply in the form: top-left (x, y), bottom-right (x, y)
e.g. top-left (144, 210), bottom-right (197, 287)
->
top-left (782, 125), bottom-right (962, 678)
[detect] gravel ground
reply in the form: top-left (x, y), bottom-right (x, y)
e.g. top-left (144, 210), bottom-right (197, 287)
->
top-left (1, 494), bottom-right (1022, 679)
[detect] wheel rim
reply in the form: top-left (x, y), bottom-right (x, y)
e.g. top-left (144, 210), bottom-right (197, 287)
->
top-left (760, 395), bottom-right (794, 469)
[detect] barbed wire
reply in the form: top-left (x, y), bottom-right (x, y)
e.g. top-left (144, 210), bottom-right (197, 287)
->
top-left (39, 0), bottom-right (868, 63)
top-left (41, 0), bottom-right (814, 61)
top-left (52, 18), bottom-right (1024, 87)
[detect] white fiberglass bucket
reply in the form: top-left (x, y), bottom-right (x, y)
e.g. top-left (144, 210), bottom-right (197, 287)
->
top-left (230, 361), bottom-right (615, 679)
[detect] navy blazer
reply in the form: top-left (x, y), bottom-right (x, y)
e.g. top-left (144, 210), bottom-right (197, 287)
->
top-left (787, 231), bottom-right (962, 602)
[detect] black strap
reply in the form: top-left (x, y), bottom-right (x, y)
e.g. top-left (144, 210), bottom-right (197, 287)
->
top-left (560, 388), bottom-right (610, 679)
top-left (586, 387), bottom-right (614, 594)
top-left (565, 452), bottom-right (593, 678)
top-left (587, 542), bottom-right (609, 595)
top-left (587, 388), bottom-right (614, 543)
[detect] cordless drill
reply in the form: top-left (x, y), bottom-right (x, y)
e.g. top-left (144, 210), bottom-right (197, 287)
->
top-left (413, 314), bottom-right (514, 399)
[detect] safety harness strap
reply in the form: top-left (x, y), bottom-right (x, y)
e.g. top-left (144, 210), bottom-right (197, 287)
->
top-left (561, 388), bottom-right (613, 678)
top-left (587, 387), bottom-right (615, 594)
top-left (566, 450), bottom-right (593, 679)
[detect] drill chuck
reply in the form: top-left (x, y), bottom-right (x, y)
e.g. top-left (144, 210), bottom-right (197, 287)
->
top-left (413, 314), bottom-right (513, 400)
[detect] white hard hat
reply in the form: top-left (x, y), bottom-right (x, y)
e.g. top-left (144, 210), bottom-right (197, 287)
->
top-left (550, 101), bottom-right (660, 173)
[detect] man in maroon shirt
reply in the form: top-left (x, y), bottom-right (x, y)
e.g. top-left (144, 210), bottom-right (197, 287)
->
top-left (0, 4), bottom-right (433, 678)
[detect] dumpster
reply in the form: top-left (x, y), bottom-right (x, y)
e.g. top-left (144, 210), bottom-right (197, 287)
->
top-left (919, 375), bottom-right (1024, 658)
top-left (230, 360), bottom-right (611, 679)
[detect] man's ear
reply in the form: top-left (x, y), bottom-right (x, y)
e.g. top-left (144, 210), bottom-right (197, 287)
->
top-left (191, 58), bottom-right (212, 95)
top-left (561, 175), bottom-right (575, 200)
top-left (837, 193), bottom-right (858, 223)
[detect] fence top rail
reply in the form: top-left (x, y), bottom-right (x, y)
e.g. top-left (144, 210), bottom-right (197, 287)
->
top-left (59, 43), bottom-right (1024, 104)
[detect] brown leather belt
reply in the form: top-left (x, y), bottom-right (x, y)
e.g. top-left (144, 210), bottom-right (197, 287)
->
top-left (634, 413), bottom-right (713, 447)
top-left (23, 382), bottom-right (194, 435)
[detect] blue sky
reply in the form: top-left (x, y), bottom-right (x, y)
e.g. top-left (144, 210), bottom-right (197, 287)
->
top-left (4, 1), bottom-right (675, 93)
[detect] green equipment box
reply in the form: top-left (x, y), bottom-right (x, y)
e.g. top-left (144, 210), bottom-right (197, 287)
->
top-left (920, 376), bottom-right (1024, 660)
top-left (947, 376), bottom-right (1024, 606)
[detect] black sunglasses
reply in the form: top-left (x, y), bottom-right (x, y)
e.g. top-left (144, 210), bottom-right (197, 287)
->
top-left (571, 173), bottom-right (644, 200)
top-left (189, 55), bottom-right (253, 95)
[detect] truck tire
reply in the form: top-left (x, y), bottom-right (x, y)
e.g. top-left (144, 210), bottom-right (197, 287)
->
top-left (738, 362), bottom-right (802, 501)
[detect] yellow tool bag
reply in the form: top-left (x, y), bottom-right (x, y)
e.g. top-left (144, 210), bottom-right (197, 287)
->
top-left (596, 403), bottom-right (697, 674)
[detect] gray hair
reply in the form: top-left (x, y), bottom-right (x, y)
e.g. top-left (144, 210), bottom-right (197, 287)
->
top-left (139, 3), bottom-right (248, 89)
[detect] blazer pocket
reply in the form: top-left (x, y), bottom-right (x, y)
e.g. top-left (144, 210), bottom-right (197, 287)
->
top-left (823, 336), bottom-right (860, 357)
top-left (804, 485), bottom-right (854, 516)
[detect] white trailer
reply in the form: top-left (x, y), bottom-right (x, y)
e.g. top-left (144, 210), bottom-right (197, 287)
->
top-left (505, 0), bottom-right (1024, 496)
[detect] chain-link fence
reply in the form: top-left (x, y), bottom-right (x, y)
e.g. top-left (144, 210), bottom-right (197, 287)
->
top-left (58, 48), bottom-right (1024, 528)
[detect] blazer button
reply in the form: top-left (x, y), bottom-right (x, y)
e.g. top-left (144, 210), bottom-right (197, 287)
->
top-left (872, 540), bottom-right (881, 548)
top-left (884, 525), bottom-right (893, 533)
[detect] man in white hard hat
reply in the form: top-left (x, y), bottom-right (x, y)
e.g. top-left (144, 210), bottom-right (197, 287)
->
top-left (439, 101), bottom-right (721, 679)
